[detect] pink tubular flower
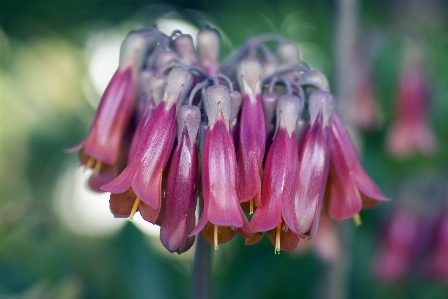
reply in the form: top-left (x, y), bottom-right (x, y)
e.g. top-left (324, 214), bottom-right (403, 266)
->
top-left (159, 105), bottom-right (200, 254)
top-left (189, 85), bottom-right (251, 249)
top-left (101, 68), bottom-right (193, 223)
top-left (236, 60), bottom-right (266, 212)
top-left (374, 208), bottom-right (420, 283)
top-left (69, 31), bottom-right (155, 172)
top-left (250, 94), bottom-right (302, 253)
top-left (293, 91), bottom-right (332, 237)
top-left (386, 45), bottom-right (437, 157)
top-left (325, 111), bottom-right (388, 221)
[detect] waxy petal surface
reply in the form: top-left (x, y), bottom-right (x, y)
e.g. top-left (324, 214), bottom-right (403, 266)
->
top-left (236, 94), bottom-right (266, 204)
top-left (295, 119), bottom-right (330, 237)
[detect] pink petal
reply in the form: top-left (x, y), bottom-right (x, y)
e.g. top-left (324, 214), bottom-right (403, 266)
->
top-left (203, 121), bottom-right (244, 227)
top-left (160, 129), bottom-right (199, 253)
top-left (251, 128), bottom-right (298, 233)
top-left (84, 67), bottom-right (135, 164)
top-left (236, 94), bottom-right (266, 204)
top-left (295, 120), bottom-right (330, 236)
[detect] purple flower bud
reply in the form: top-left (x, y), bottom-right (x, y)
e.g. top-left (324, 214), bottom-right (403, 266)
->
top-left (197, 27), bottom-right (220, 75)
top-left (101, 68), bottom-right (193, 223)
top-left (174, 34), bottom-right (198, 66)
top-left (190, 85), bottom-right (252, 248)
top-left (277, 41), bottom-right (300, 64)
top-left (250, 95), bottom-right (302, 253)
top-left (236, 60), bottom-right (266, 209)
top-left (160, 105), bottom-right (200, 254)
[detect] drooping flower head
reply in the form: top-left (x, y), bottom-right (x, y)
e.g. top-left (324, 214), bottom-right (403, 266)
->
top-left (190, 85), bottom-right (252, 249)
top-left (102, 67), bottom-right (193, 223)
top-left (250, 94), bottom-right (303, 253)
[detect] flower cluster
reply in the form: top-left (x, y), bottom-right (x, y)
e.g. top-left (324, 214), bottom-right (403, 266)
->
top-left (70, 26), bottom-right (387, 254)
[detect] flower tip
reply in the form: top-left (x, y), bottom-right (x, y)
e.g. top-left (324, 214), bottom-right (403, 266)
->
top-left (277, 41), bottom-right (300, 63)
top-left (238, 60), bottom-right (262, 98)
top-left (276, 94), bottom-right (302, 135)
top-left (204, 85), bottom-right (232, 127)
top-left (163, 67), bottom-right (193, 108)
top-left (309, 90), bottom-right (334, 126)
top-left (177, 105), bottom-right (201, 142)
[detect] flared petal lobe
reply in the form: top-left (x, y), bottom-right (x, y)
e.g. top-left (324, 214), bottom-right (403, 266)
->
top-left (160, 105), bottom-right (200, 254)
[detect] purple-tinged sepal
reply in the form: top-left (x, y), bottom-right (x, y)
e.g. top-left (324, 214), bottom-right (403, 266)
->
top-left (250, 94), bottom-right (302, 253)
top-left (101, 68), bottom-right (193, 223)
top-left (236, 60), bottom-right (266, 209)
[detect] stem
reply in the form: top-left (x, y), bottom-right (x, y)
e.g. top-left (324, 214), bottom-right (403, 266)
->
top-left (191, 195), bottom-right (212, 299)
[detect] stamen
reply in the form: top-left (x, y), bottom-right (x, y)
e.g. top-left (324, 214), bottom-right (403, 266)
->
top-left (275, 222), bottom-right (281, 255)
top-left (353, 214), bottom-right (362, 227)
top-left (85, 157), bottom-right (95, 171)
top-left (249, 198), bottom-right (254, 215)
top-left (129, 197), bottom-right (140, 220)
top-left (93, 160), bottom-right (102, 174)
top-left (214, 225), bottom-right (219, 250)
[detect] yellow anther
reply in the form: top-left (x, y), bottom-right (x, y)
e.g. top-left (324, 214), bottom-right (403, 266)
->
top-left (353, 214), bottom-right (362, 227)
top-left (214, 225), bottom-right (219, 250)
top-left (93, 160), bottom-right (102, 174)
top-left (129, 197), bottom-right (140, 220)
top-left (275, 222), bottom-right (281, 255)
top-left (85, 157), bottom-right (95, 171)
top-left (249, 198), bottom-right (254, 215)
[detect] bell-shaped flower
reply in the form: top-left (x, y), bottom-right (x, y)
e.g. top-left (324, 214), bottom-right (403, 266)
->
top-left (69, 30), bottom-right (157, 172)
top-left (250, 94), bottom-right (302, 253)
top-left (325, 111), bottom-right (388, 221)
top-left (159, 105), bottom-right (200, 254)
top-left (101, 68), bottom-right (193, 223)
top-left (386, 45), bottom-right (437, 157)
top-left (293, 91), bottom-right (332, 237)
top-left (197, 27), bottom-right (220, 75)
top-left (189, 85), bottom-right (252, 249)
top-left (236, 60), bottom-right (266, 212)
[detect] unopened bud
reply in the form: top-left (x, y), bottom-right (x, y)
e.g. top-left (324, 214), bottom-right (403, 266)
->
top-left (174, 34), bottom-right (198, 65)
top-left (277, 41), bottom-right (300, 64)
top-left (301, 70), bottom-right (330, 92)
top-left (238, 60), bottom-right (262, 103)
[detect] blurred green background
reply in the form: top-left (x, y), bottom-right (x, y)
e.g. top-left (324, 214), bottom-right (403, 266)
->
top-left (1, 0), bottom-right (448, 298)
